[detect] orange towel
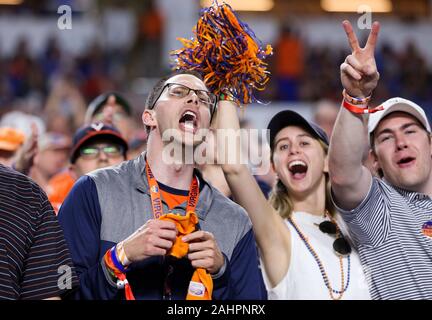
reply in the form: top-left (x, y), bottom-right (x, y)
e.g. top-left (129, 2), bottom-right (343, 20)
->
top-left (159, 211), bottom-right (213, 300)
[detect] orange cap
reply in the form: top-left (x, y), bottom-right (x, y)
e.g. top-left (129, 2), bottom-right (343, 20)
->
top-left (0, 127), bottom-right (25, 151)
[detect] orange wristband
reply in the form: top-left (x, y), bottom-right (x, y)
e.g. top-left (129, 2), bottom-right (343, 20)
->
top-left (342, 89), bottom-right (371, 105)
top-left (342, 99), bottom-right (384, 114)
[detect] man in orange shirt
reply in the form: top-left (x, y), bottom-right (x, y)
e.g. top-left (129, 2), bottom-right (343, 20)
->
top-left (47, 123), bottom-right (128, 214)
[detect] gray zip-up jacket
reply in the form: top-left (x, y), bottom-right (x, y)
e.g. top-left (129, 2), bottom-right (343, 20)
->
top-left (59, 153), bottom-right (266, 300)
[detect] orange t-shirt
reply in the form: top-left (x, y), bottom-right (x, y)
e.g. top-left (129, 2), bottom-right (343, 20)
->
top-left (47, 170), bottom-right (76, 215)
top-left (157, 180), bottom-right (212, 300)
top-left (159, 182), bottom-right (189, 210)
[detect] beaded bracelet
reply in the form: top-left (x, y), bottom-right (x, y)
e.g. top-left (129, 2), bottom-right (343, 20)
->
top-left (342, 89), bottom-right (371, 105)
top-left (219, 92), bottom-right (236, 102)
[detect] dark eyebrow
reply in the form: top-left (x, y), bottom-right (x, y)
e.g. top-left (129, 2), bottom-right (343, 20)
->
top-left (274, 133), bottom-right (313, 146)
top-left (376, 122), bottom-right (421, 139)
top-left (298, 133), bottom-right (314, 139)
top-left (274, 137), bottom-right (290, 147)
top-left (401, 122), bottom-right (421, 131)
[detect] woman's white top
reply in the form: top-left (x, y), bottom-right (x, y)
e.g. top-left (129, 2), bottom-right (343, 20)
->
top-left (262, 211), bottom-right (371, 300)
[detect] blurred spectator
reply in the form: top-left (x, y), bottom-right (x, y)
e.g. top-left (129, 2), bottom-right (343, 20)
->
top-left (0, 127), bottom-right (25, 166)
top-left (313, 99), bottom-right (339, 138)
top-left (274, 25), bottom-right (304, 101)
top-left (0, 110), bottom-right (46, 138)
top-left (399, 41), bottom-right (429, 101)
top-left (375, 42), bottom-right (399, 100)
top-left (39, 36), bottom-right (62, 81)
top-left (130, 0), bottom-right (164, 77)
top-left (44, 77), bottom-right (87, 135)
top-left (0, 7), bottom-right (432, 124)
top-left (11, 123), bottom-right (39, 175)
top-left (30, 132), bottom-right (72, 192)
top-left (78, 43), bottom-right (116, 101)
top-left (47, 123), bottom-right (128, 214)
top-left (84, 91), bottom-right (136, 142)
top-left (6, 39), bottom-right (33, 98)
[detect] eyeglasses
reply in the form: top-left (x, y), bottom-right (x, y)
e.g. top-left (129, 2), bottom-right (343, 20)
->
top-left (151, 83), bottom-right (217, 115)
top-left (318, 220), bottom-right (352, 256)
top-left (79, 145), bottom-right (124, 159)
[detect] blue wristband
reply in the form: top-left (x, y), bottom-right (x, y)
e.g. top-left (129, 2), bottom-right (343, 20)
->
top-left (110, 246), bottom-right (128, 273)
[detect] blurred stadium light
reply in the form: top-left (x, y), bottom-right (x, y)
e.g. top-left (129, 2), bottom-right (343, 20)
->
top-left (321, 0), bottom-right (392, 13)
top-left (201, 0), bottom-right (274, 12)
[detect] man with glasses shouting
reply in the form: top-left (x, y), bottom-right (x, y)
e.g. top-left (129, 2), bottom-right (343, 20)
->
top-left (47, 123), bottom-right (128, 214)
top-left (58, 70), bottom-right (266, 300)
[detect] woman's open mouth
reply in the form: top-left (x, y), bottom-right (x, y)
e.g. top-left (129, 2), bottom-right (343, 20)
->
top-left (288, 160), bottom-right (308, 180)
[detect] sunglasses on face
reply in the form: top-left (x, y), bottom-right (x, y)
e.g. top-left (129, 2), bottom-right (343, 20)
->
top-left (151, 83), bottom-right (217, 115)
top-left (318, 220), bottom-right (352, 256)
top-left (79, 144), bottom-right (124, 159)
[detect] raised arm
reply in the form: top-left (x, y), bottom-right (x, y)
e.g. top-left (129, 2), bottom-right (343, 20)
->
top-left (214, 101), bottom-right (291, 287)
top-left (329, 21), bottom-right (380, 210)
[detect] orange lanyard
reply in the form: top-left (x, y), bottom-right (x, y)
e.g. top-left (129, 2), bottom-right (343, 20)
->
top-left (104, 163), bottom-right (201, 301)
top-left (145, 161), bottom-right (199, 218)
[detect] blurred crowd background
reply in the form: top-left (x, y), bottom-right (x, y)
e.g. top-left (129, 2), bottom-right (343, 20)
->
top-left (0, 0), bottom-right (431, 195)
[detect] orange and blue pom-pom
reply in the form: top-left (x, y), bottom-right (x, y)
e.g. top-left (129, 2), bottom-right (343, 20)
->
top-left (170, 0), bottom-right (273, 106)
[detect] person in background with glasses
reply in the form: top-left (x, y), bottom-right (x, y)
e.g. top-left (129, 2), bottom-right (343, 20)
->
top-left (47, 123), bottom-right (128, 214)
top-left (57, 70), bottom-right (266, 300)
top-left (215, 99), bottom-right (371, 300)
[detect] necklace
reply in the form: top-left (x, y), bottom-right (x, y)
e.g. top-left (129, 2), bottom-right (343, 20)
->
top-left (288, 213), bottom-right (351, 300)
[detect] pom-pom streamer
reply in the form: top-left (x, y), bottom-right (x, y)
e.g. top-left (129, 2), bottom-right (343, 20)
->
top-left (171, 0), bottom-right (273, 105)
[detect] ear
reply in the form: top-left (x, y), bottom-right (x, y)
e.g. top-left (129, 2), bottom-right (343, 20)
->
top-left (142, 109), bottom-right (157, 129)
top-left (323, 154), bottom-right (329, 174)
top-left (369, 149), bottom-right (381, 177)
top-left (270, 157), bottom-right (276, 173)
top-left (429, 133), bottom-right (432, 158)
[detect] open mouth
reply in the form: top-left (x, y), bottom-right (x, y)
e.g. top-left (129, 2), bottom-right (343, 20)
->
top-left (179, 110), bottom-right (198, 133)
top-left (288, 160), bottom-right (308, 180)
top-left (397, 156), bottom-right (416, 168)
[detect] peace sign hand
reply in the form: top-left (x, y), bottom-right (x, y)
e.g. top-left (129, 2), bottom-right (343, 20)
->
top-left (340, 20), bottom-right (380, 99)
